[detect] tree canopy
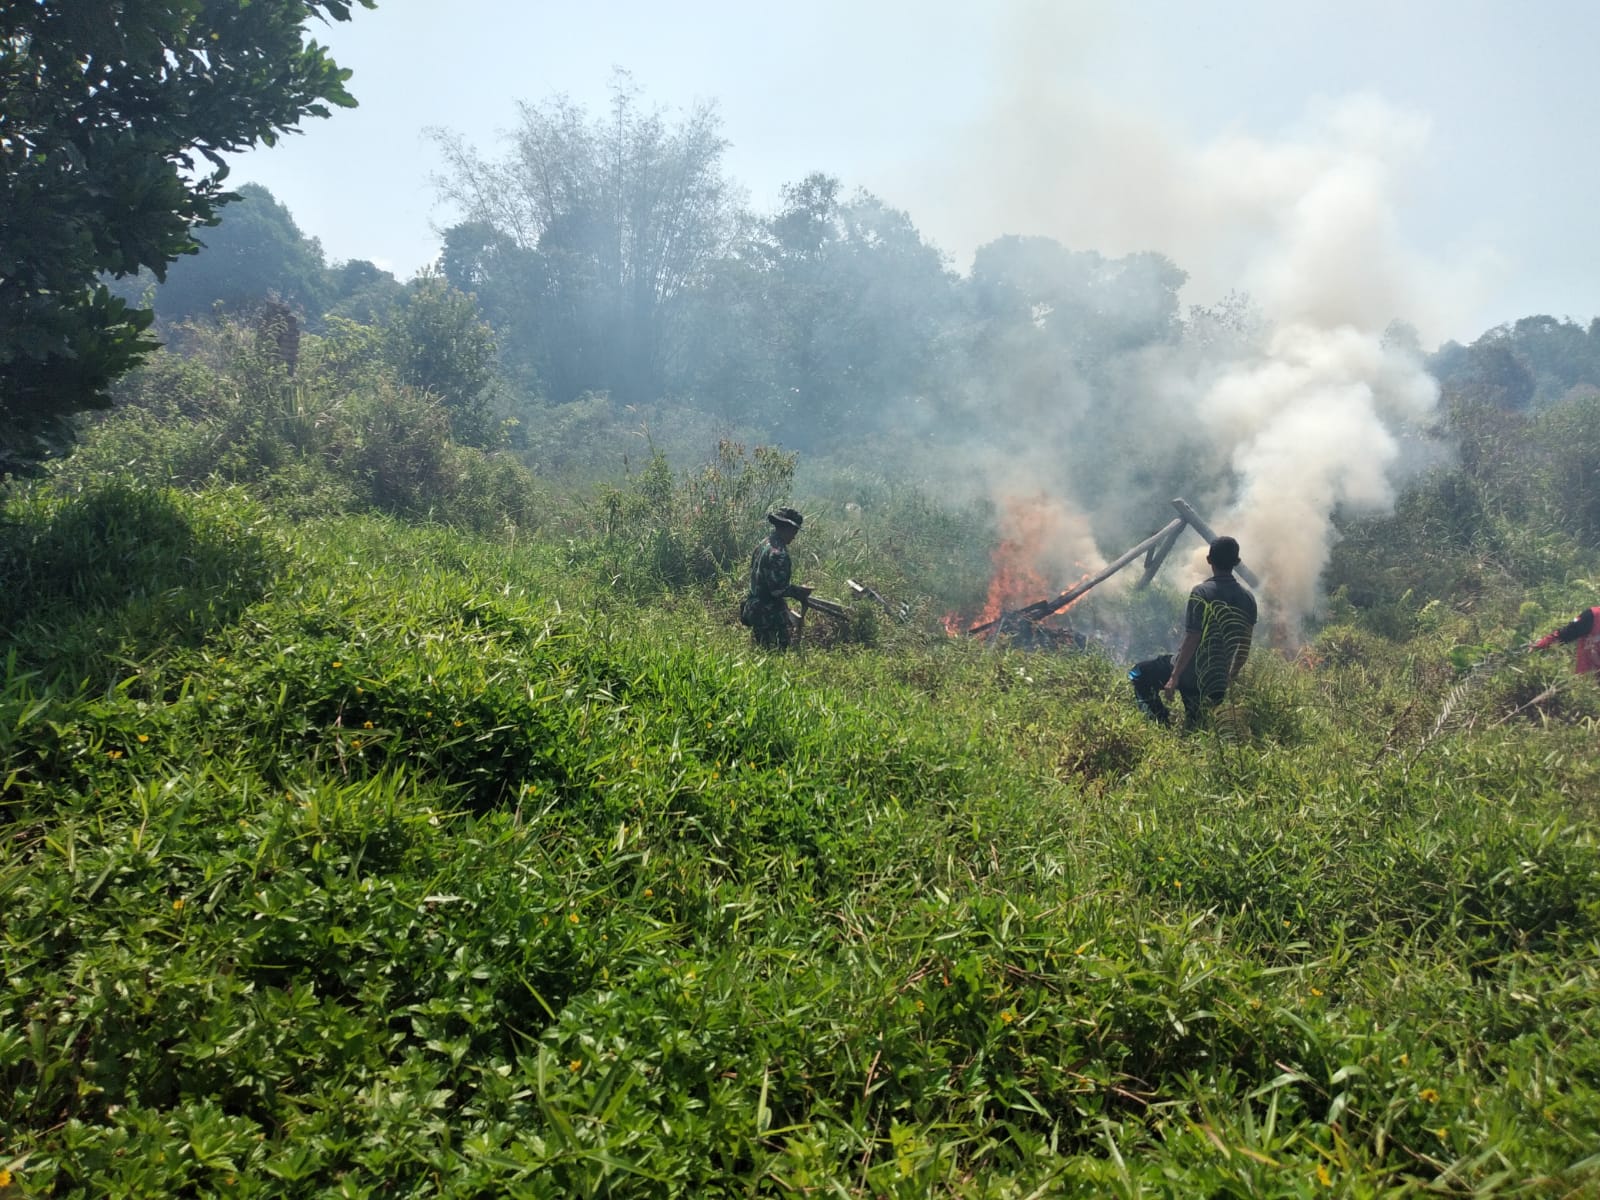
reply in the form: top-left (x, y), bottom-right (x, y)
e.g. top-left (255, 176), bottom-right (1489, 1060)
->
top-left (0, 0), bottom-right (373, 476)
top-left (150, 183), bottom-right (332, 324)
top-left (433, 74), bottom-right (736, 406)
top-left (1431, 316), bottom-right (1600, 412)
top-left (680, 174), bottom-right (959, 448)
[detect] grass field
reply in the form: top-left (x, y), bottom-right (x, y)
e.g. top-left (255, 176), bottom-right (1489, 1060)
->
top-left (3, 483), bottom-right (1598, 1197)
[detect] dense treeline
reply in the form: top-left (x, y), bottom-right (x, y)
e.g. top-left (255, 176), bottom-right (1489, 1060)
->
top-left (111, 86), bottom-right (1196, 463)
top-left (92, 85), bottom-right (1600, 593)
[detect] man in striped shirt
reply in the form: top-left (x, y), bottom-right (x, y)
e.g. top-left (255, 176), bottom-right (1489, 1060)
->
top-left (1130, 535), bottom-right (1258, 728)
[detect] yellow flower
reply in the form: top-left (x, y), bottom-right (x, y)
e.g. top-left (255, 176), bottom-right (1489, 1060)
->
top-left (569, 1059), bottom-right (582, 1072)
top-left (1316, 1164), bottom-right (1332, 1187)
top-left (1399, 1053), bottom-right (1409, 1066)
top-left (644, 888), bottom-right (654, 897)
top-left (0, 1168), bottom-right (12, 1187)
top-left (425, 711), bottom-right (433, 718)
top-left (1434, 1127), bottom-right (1448, 1138)
top-left (332, 661), bottom-right (342, 668)
top-left (107, 749), bottom-right (123, 759)
top-left (568, 912), bottom-right (579, 925)
top-left (172, 899), bottom-right (185, 911)
top-left (453, 720), bottom-right (464, 728)
top-left (351, 739), bottom-right (362, 749)
top-left (915, 999), bottom-right (925, 1012)
top-left (1310, 987), bottom-right (1324, 997)
top-left (137, 734), bottom-right (149, 743)
top-left (363, 721), bottom-right (374, 729)
top-left (1000, 1010), bottom-right (1015, 1024)
top-left (1418, 1087), bottom-right (1439, 1102)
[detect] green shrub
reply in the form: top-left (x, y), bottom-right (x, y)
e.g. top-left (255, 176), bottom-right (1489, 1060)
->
top-left (55, 318), bottom-right (544, 533)
top-left (0, 482), bottom-right (284, 680)
top-left (4, 471), bottom-right (1600, 1197)
top-left (588, 439), bottom-right (797, 595)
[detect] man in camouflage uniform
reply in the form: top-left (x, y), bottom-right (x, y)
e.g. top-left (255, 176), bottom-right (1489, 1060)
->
top-left (744, 507), bottom-right (806, 650)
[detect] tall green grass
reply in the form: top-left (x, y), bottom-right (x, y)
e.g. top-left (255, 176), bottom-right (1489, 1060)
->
top-left (2, 483), bottom-right (1597, 1197)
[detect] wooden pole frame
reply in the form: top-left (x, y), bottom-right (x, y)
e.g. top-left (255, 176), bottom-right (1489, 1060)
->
top-left (965, 516), bottom-right (1186, 637)
top-left (962, 496), bottom-right (1259, 639)
top-left (1136, 519), bottom-right (1185, 589)
top-left (1169, 497), bottom-right (1261, 589)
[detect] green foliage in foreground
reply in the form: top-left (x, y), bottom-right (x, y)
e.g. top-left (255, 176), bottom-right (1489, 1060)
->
top-left (3, 486), bottom-right (1599, 1198)
top-left (0, 0), bottom-right (372, 476)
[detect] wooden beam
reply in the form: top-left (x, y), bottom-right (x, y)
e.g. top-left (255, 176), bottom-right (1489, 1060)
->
top-left (1170, 497), bottom-right (1261, 589)
top-left (966, 516), bottom-right (1188, 636)
top-left (1136, 519), bottom-right (1185, 589)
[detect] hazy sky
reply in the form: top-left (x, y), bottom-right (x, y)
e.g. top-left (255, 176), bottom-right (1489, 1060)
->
top-left (231, 0), bottom-right (1600, 346)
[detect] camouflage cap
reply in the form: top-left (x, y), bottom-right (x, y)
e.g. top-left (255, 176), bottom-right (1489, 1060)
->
top-left (767, 507), bottom-right (803, 530)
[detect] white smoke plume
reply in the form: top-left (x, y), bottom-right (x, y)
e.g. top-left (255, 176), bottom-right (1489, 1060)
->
top-left (1184, 325), bottom-right (1442, 629)
top-left (907, 3), bottom-right (1489, 634)
top-left (1161, 105), bottom-right (1452, 632)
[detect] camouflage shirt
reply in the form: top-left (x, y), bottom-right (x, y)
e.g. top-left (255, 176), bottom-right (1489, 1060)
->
top-left (746, 536), bottom-right (798, 648)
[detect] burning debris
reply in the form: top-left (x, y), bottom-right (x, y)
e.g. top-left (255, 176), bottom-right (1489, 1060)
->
top-left (941, 494), bottom-right (1097, 641)
top-left (950, 497), bottom-right (1257, 648)
top-left (985, 614), bottom-right (1089, 651)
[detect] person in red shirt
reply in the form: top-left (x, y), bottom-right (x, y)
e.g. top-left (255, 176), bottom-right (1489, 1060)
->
top-left (1531, 606), bottom-right (1600, 675)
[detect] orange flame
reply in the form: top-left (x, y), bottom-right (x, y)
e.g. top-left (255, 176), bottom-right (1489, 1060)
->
top-left (945, 493), bottom-right (1089, 635)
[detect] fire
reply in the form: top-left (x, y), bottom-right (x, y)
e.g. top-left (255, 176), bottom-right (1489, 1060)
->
top-left (944, 493), bottom-right (1093, 635)
top-left (973, 539), bottom-right (1055, 628)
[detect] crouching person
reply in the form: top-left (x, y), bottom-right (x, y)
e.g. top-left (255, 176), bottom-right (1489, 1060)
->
top-left (1530, 604), bottom-right (1600, 676)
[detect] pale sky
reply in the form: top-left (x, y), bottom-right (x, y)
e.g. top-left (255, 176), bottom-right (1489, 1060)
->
top-left (230, 0), bottom-right (1600, 346)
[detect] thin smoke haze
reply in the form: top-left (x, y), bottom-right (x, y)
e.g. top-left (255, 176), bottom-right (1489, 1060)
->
top-left (911, 4), bottom-right (1486, 633)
